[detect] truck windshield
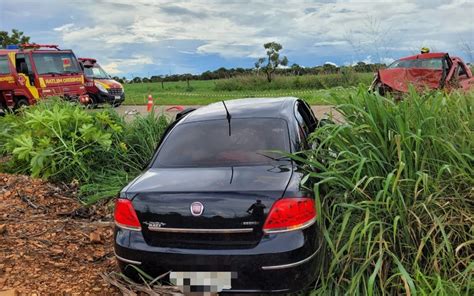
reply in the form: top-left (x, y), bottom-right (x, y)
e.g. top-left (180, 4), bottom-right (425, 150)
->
top-left (154, 118), bottom-right (290, 167)
top-left (32, 52), bottom-right (81, 75)
top-left (84, 64), bottom-right (110, 79)
top-left (388, 58), bottom-right (443, 70)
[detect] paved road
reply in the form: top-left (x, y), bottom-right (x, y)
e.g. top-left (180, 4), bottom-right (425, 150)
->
top-left (115, 104), bottom-right (343, 122)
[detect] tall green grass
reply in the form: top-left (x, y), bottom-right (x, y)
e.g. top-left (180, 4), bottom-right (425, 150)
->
top-left (295, 88), bottom-right (473, 295)
top-left (214, 72), bottom-right (373, 91)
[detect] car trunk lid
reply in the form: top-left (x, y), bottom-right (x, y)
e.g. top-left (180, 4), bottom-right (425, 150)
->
top-left (128, 165), bottom-right (292, 249)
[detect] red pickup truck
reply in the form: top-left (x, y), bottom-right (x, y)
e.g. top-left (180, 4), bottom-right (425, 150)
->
top-left (371, 52), bottom-right (473, 95)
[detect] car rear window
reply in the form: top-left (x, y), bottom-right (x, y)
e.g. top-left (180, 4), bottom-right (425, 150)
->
top-left (154, 118), bottom-right (290, 167)
top-left (388, 58), bottom-right (443, 70)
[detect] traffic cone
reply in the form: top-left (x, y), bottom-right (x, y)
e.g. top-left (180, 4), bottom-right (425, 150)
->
top-left (147, 94), bottom-right (153, 112)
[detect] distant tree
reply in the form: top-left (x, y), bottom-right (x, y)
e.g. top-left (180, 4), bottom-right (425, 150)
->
top-left (322, 63), bottom-right (338, 74)
top-left (142, 77), bottom-right (150, 83)
top-left (256, 42), bottom-right (288, 82)
top-left (112, 76), bottom-right (125, 83)
top-left (150, 75), bottom-right (161, 83)
top-left (132, 77), bottom-right (142, 83)
top-left (291, 63), bottom-right (302, 76)
top-left (254, 60), bottom-right (263, 74)
top-left (0, 29), bottom-right (31, 48)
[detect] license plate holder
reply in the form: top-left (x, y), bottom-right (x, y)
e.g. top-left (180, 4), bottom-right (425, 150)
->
top-left (114, 96), bottom-right (121, 100)
top-left (170, 271), bottom-right (234, 293)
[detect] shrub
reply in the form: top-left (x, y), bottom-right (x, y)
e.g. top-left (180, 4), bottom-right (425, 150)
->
top-left (0, 100), bottom-right (169, 204)
top-left (296, 89), bottom-right (473, 295)
top-left (1, 100), bottom-right (122, 181)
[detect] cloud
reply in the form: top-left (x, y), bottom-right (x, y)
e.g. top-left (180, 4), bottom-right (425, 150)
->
top-left (53, 23), bottom-right (74, 32)
top-left (101, 55), bottom-right (155, 75)
top-left (3, 0), bottom-right (473, 76)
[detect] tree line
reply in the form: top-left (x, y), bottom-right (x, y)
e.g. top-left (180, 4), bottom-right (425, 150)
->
top-left (119, 61), bottom-right (385, 84)
top-left (120, 42), bottom-right (385, 84)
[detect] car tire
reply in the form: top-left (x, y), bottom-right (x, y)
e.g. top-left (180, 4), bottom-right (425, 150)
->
top-left (112, 101), bottom-right (122, 108)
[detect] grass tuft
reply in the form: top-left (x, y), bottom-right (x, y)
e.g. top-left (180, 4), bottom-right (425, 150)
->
top-left (298, 88), bottom-right (473, 295)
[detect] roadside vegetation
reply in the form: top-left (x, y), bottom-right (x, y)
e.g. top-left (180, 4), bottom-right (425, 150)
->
top-left (123, 72), bottom-right (372, 105)
top-left (295, 88), bottom-right (473, 295)
top-left (0, 88), bottom-right (472, 294)
top-left (0, 100), bottom-right (169, 204)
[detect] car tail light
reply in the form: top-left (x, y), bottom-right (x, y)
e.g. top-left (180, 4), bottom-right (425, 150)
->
top-left (263, 198), bottom-right (316, 234)
top-left (114, 199), bottom-right (141, 231)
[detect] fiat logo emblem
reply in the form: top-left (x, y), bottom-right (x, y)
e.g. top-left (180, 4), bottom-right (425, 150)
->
top-left (190, 202), bottom-right (204, 216)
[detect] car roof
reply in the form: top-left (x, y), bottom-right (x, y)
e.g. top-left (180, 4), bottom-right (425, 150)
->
top-left (181, 97), bottom-right (298, 124)
top-left (399, 52), bottom-right (447, 61)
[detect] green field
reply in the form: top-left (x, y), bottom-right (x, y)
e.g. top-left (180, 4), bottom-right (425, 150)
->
top-left (123, 73), bottom-right (373, 105)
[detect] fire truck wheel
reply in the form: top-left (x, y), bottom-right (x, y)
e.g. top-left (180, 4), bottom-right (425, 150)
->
top-left (14, 98), bottom-right (30, 111)
top-left (87, 97), bottom-right (99, 109)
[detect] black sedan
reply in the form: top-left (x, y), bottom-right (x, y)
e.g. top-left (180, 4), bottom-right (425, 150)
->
top-left (114, 97), bottom-right (326, 294)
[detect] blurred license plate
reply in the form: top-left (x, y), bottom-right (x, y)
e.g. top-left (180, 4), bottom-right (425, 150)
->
top-left (115, 96), bottom-right (121, 100)
top-left (170, 271), bottom-right (234, 292)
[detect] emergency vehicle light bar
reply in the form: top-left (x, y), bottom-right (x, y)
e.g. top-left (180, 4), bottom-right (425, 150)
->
top-left (19, 44), bottom-right (60, 50)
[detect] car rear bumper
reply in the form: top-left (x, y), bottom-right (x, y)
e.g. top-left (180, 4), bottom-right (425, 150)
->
top-left (114, 225), bottom-right (325, 293)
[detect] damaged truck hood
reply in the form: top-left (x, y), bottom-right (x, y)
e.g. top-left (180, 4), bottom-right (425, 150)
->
top-left (378, 68), bottom-right (443, 92)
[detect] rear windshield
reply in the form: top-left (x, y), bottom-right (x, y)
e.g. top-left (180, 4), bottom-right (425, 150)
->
top-left (154, 118), bottom-right (290, 167)
top-left (32, 52), bottom-right (81, 75)
top-left (388, 58), bottom-right (443, 70)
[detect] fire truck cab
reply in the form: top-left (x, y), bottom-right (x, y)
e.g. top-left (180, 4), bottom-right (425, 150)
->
top-left (0, 44), bottom-right (88, 111)
top-left (79, 58), bottom-right (125, 107)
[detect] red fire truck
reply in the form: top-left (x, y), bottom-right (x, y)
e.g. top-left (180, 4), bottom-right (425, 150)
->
top-left (78, 58), bottom-right (124, 107)
top-left (0, 44), bottom-right (89, 112)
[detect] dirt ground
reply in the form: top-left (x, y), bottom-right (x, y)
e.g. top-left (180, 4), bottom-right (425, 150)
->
top-left (0, 174), bottom-right (186, 296)
top-left (0, 174), bottom-right (118, 295)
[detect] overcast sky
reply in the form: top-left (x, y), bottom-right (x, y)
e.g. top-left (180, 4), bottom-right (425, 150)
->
top-left (1, 0), bottom-right (473, 78)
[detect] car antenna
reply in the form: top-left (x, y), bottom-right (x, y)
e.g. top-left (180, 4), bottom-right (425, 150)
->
top-left (222, 100), bottom-right (232, 136)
